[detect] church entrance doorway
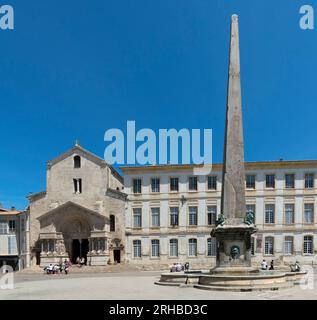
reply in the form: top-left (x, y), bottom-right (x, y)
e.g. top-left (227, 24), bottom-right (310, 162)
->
top-left (113, 249), bottom-right (121, 263)
top-left (71, 239), bottom-right (89, 264)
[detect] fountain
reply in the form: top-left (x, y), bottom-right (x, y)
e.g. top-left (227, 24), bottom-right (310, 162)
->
top-left (155, 14), bottom-right (306, 291)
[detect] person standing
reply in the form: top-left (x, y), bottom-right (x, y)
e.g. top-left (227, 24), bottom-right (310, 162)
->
top-left (261, 259), bottom-right (268, 270)
top-left (269, 260), bottom-right (274, 270)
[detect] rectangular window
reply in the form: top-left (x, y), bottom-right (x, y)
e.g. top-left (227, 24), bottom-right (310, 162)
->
top-left (304, 204), bottom-right (314, 223)
top-left (246, 175), bottom-right (256, 189)
top-left (151, 178), bottom-right (160, 193)
top-left (110, 215), bottom-right (115, 232)
top-left (133, 179), bottom-right (142, 194)
top-left (8, 236), bottom-right (17, 255)
top-left (169, 239), bottom-right (178, 257)
top-left (207, 206), bottom-right (217, 225)
top-left (9, 220), bottom-right (15, 233)
top-left (304, 236), bottom-right (313, 254)
top-left (246, 204), bottom-right (256, 222)
top-left (0, 221), bottom-right (8, 234)
top-left (188, 206), bottom-right (198, 226)
top-left (284, 204), bottom-right (295, 224)
top-left (21, 218), bottom-right (25, 232)
top-left (48, 240), bottom-right (55, 252)
top-left (305, 173), bottom-right (314, 189)
top-left (151, 208), bottom-right (160, 227)
top-left (133, 240), bottom-right (141, 258)
top-left (207, 176), bottom-right (217, 190)
top-left (151, 239), bottom-right (160, 257)
top-left (133, 208), bottom-right (142, 228)
top-left (285, 174), bottom-right (295, 189)
top-left (170, 178), bottom-right (179, 192)
top-left (188, 239), bottom-right (197, 256)
top-left (207, 238), bottom-right (217, 256)
top-left (265, 237), bottom-right (274, 255)
top-left (284, 236), bottom-right (293, 255)
top-left (189, 177), bottom-right (198, 191)
top-left (170, 207), bottom-right (179, 226)
top-left (265, 204), bottom-right (275, 224)
top-left (266, 174), bottom-right (275, 188)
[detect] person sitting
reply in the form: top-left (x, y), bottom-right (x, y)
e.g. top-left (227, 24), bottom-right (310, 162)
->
top-left (290, 261), bottom-right (301, 272)
top-left (176, 262), bottom-right (182, 272)
top-left (261, 259), bottom-right (268, 270)
top-left (46, 264), bottom-right (53, 274)
top-left (80, 257), bottom-right (85, 267)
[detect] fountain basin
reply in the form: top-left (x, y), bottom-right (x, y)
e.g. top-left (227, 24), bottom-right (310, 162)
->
top-left (155, 270), bottom-right (307, 291)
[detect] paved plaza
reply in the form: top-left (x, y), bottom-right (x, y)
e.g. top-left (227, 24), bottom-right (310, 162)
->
top-left (1, 269), bottom-right (317, 300)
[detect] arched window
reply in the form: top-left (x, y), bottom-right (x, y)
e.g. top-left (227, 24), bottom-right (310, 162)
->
top-left (74, 155), bottom-right (81, 168)
top-left (110, 215), bottom-right (115, 232)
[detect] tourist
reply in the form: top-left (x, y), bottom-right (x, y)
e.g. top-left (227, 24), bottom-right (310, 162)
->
top-left (76, 256), bottom-right (80, 266)
top-left (269, 260), bottom-right (274, 270)
top-left (295, 261), bottom-right (301, 272)
top-left (63, 259), bottom-right (70, 274)
top-left (80, 257), bottom-right (85, 267)
top-left (261, 259), bottom-right (268, 270)
top-left (185, 262), bottom-right (189, 271)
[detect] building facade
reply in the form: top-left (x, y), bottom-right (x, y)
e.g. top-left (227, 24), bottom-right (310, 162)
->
top-left (121, 161), bottom-right (317, 269)
top-left (0, 206), bottom-right (30, 270)
top-left (28, 143), bottom-right (126, 267)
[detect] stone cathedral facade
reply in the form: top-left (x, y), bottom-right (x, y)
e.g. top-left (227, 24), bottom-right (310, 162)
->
top-left (27, 143), bottom-right (126, 267)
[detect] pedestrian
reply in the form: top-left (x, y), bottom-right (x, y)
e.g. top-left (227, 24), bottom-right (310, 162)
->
top-left (261, 259), bottom-right (268, 270)
top-left (269, 260), bottom-right (274, 270)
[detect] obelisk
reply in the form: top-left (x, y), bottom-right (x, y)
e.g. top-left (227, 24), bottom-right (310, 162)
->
top-left (221, 14), bottom-right (246, 224)
top-left (211, 14), bottom-right (257, 273)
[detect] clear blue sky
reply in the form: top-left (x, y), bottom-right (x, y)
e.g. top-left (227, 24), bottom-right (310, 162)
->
top-left (0, 0), bottom-right (316, 209)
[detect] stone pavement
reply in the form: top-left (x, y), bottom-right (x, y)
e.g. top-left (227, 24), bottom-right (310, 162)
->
top-left (1, 271), bottom-right (317, 300)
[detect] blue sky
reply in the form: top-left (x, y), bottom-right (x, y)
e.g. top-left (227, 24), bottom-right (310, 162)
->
top-left (0, 0), bottom-right (316, 209)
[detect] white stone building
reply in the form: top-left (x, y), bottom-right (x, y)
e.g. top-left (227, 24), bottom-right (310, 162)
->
top-left (121, 160), bottom-right (317, 269)
top-left (0, 206), bottom-right (30, 270)
top-left (27, 143), bottom-right (126, 267)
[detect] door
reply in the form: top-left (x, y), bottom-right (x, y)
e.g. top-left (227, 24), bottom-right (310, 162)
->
top-left (113, 249), bottom-right (121, 263)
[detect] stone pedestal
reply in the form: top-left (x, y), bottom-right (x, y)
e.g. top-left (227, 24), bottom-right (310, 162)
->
top-left (211, 222), bottom-right (258, 273)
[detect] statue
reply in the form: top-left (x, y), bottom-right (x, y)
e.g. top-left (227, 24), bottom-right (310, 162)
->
top-left (230, 245), bottom-right (240, 259)
top-left (244, 211), bottom-right (254, 225)
top-left (216, 213), bottom-right (226, 226)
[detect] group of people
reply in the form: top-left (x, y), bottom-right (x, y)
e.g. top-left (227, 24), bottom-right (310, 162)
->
top-left (261, 259), bottom-right (301, 272)
top-left (44, 259), bottom-right (71, 275)
top-left (260, 259), bottom-right (275, 270)
top-left (170, 262), bottom-right (190, 272)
